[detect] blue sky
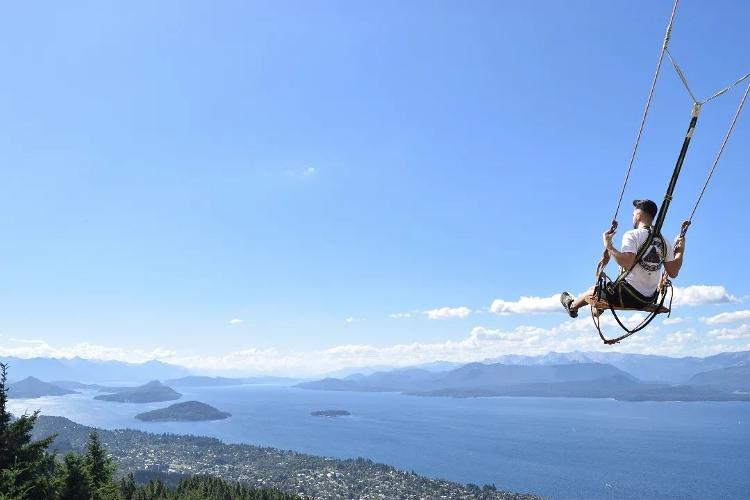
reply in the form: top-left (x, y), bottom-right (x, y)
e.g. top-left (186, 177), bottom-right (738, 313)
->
top-left (0, 1), bottom-right (749, 375)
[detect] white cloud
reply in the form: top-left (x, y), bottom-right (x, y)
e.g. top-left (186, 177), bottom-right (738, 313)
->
top-left (0, 339), bottom-right (174, 364)
top-left (662, 316), bottom-right (687, 325)
top-left (469, 325), bottom-right (548, 343)
top-left (0, 325), bottom-right (569, 376)
top-left (490, 294), bottom-right (560, 315)
top-left (425, 306), bottom-right (471, 320)
top-left (701, 310), bottom-right (750, 325)
top-left (629, 329), bottom-right (700, 356)
top-left (671, 285), bottom-right (738, 307)
top-left (0, 327), bottom-right (546, 376)
top-left (708, 324), bottom-right (750, 341)
top-left (2, 320), bottom-right (746, 377)
top-left (665, 329), bottom-right (697, 345)
top-left (5, 293), bottom-right (750, 376)
top-left (286, 166), bottom-right (317, 180)
top-left (389, 312), bottom-right (412, 319)
top-left (488, 285), bottom-right (737, 316)
top-left (229, 318), bottom-right (244, 325)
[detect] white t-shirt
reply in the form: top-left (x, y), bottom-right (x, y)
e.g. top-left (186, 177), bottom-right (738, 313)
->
top-left (620, 228), bottom-right (675, 297)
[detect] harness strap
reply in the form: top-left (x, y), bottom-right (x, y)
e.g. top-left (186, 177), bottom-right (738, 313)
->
top-left (610, 227), bottom-right (666, 291)
top-left (592, 277), bottom-right (672, 345)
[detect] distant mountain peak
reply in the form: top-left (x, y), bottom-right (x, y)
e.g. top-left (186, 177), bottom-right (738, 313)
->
top-left (8, 376), bottom-right (76, 399)
top-left (0, 356), bottom-right (190, 385)
top-left (94, 380), bottom-right (181, 404)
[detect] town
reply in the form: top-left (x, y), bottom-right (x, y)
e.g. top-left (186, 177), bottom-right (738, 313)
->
top-left (33, 415), bottom-right (538, 500)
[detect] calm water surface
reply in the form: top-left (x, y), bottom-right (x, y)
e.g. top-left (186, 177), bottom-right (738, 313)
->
top-left (9, 385), bottom-right (750, 500)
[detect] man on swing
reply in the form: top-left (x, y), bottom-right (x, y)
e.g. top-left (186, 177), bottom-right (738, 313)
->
top-left (560, 199), bottom-right (686, 318)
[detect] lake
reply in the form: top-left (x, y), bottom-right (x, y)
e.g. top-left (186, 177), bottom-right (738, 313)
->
top-left (9, 385), bottom-right (750, 499)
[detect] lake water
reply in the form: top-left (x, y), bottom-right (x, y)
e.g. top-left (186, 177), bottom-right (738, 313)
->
top-left (9, 385), bottom-right (750, 500)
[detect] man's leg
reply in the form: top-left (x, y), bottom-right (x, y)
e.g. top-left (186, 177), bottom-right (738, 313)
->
top-left (561, 285), bottom-right (597, 318)
top-left (570, 285), bottom-right (597, 313)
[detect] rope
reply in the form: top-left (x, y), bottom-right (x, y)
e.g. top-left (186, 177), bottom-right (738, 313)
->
top-left (686, 81), bottom-right (750, 224)
top-left (665, 47), bottom-right (750, 106)
top-left (703, 72), bottom-right (750, 104)
top-left (665, 48), bottom-right (700, 104)
top-left (607, 305), bottom-right (662, 344)
top-left (611, 0), bottom-right (680, 224)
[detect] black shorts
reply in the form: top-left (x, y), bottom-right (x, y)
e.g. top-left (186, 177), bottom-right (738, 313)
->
top-left (599, 281), bottom-right (658, 309)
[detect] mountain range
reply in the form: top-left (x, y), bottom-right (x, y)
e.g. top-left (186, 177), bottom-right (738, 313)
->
top-left (483, 351), bottom-right (750, 384)
top-left (3, 351), bottom-right (749, 401)
top-left (1, 356), bottom-right (190, 384)
top-left (298, 352), bottom-right (750, 402)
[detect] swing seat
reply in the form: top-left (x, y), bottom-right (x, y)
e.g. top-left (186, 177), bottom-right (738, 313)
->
top-left (584, 295), bottom-right (670, 314)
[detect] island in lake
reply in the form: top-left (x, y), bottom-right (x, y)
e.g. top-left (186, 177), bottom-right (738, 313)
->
top-left (8, 377), bottom-right (77, 399)
top-left (135, 401), bottom-right (231, 421)
top-left (94, 380), bottom-right (181, 403)
top-left (311, 410), bottom-right (350, 417)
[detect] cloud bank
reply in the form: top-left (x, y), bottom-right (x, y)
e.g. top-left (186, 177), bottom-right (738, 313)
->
top-left (708, 324), bottom-right (750, 341)
top-left (490, 294), bottom-right (560, 315)
top-left (425, 307), bottom-right (471, 320)
top-left (5, 310), bottom-right (746, 376)
top-left (2, 283), bottom-right (744, 376)
top-left (702, 310), bottom-right (750, 325)
top-left (488, 284), bottom-right (738, 316)
top-left (671, 285), bottom-right (738, 306)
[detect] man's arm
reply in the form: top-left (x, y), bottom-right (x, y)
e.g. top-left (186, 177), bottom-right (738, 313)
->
top-left (664, 235), bottom-right (685, 278)
top-left (603, 231), bottom-right (636, 269)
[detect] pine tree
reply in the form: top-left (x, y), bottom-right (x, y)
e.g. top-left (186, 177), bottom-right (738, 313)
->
top-left (0, 363), bottom-right (57, 500)
top-left (83, 430), bottom-right (119, 499)
top-left (119, 472), bottom-right (137, 500)
top-left (141, 479), bottom-right (170, 499)
top-left (85, 432), bottom-right (112, 488)
top-left (56, 453), bottom-right (92, 500)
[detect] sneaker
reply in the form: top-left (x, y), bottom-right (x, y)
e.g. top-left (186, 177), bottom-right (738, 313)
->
top-left (560, 291), bottom-right (578, 318)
